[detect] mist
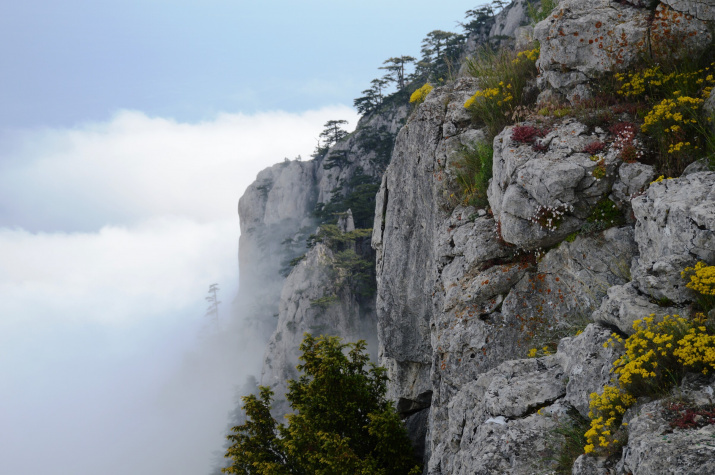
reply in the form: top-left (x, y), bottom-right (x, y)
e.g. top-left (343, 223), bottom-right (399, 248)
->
top-left (0, 106), bottom-right (358, 474)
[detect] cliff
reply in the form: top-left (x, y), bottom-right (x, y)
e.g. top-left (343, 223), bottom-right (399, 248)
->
top-left (235, 0), bottom-right (715, 472)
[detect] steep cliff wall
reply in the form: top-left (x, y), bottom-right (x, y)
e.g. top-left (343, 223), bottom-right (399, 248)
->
top-left (372, 1), bottom-right (715, 472)
top-left (234, 0), bottom-right (715, 472)
top-left (237, 102), bottom-right (408, 416)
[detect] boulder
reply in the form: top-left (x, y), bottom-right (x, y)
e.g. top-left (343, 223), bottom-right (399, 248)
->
top-left (557, 323), bottom-right (622, 417)
top-left (631, 172), bottom-right (715, 304)
top-left (488, 119), bottom-right (618, 249)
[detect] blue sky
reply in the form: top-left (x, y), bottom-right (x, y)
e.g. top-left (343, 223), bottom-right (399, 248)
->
top-left (1, 0), bottom-right (479, 130)
top-left (0, 1), bottom-right (484, 474)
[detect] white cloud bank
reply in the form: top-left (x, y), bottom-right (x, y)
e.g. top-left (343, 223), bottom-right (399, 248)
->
top-left (0, 105), bottom-right (359, 231)
top-left (0, 105), bottom-right (359, 475)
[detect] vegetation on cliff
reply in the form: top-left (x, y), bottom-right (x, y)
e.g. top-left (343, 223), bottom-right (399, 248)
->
top-left (223, 334), bottom-right (420, 475)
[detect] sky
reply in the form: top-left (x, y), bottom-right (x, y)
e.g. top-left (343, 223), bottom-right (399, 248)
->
top-left (0, 1), bottom-right (482, 474)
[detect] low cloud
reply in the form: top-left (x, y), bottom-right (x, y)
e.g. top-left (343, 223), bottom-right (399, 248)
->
top-left (0, 105), bottom-right (359, 232)
top-left (0, 105), bottom-right (359, 474)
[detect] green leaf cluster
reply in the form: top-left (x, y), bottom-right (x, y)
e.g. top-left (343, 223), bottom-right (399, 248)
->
top-left (223, 335), bottom-right (420, 475)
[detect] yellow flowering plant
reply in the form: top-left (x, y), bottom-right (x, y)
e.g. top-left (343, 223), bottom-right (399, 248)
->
top-left (585, 310), bottom-right (715, 455)
top-left (409, 83), bottom-right (433, 105)
top-left (682, 262), bottom-right (715, 312)
top-left (463, 43), bottom-right (540, 139)
top-left (614, 61), bottom-right (715, 175)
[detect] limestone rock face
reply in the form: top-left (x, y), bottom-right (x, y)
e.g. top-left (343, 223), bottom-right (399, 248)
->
top-left (557, 324), bottom-right (621, 417)
top-left (237, 159), bottom-right (319, 340)
top-left (662, 0), bottom-right (715, 21)
top-left (238, 100), bottom-right (408, 420)
top-left (429, 356), bottom-right (568, 474)
top-left (488, 119), bottom-right (618, 249)
top-left (592, 282), bottom-right (680, 334)
top-left (489, 0), bottom-right (532, 39)
top-left (534, 0), bottom-right (650, 102)
top-left (631, 172), bottom-right (715, 304)
top-left (611, 162), bottom-right (656, 222)
top-left (261, 243), bottom-right (377, 416)
top-left (373, 82), bottom-right (467, 412)
top-left (534, 0), bottom-right (712, 103)
top-left (619, 374), bottom-right (715, 475)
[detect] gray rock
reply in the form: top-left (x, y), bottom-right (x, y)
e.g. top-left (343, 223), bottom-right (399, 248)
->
top-left (662, 0), bottom-right (715, 23)
top-left (429, 357), bottom-right (569, 474)
top-left (373, 83), bottom-right (453, 414)
top-left (534, 0), bottom-right (651, 102)
top-left (489, 119), bottom-right (618, 249)
top-left (611, 162), bottom-right (656, 221)
top-left (534, 0), bottom-right (711, 103)
top-left (621, 397), bottom-right (715, 474)
top-left (631, 172), bottom-right (715, 304)
top-left (489, 0), bottom-right (532, 39)
top-left (592, 282), bottom-right (681, 335)
top-left (260, 243), bottom-right (377, 416)
top-left (572, 454), bottom-right (615, 475)
top-left (404, 408), bottom-right (431, 463)
top-left (682, 159), bottom-right (711, 176)
top-left (705, 87), bottom-right (715, 134)
top-left (557, 324), bottom-right (622, 417)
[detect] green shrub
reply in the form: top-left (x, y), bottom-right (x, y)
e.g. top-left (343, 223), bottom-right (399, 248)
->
top-left (223, 335), bottom-right (421, 475)
top-left (614, 62), bottom-right (715, 175)
top-left (464, 45), bottom-right (540, 139)
top-left (451, 140), bottom-right (493, 209)
top-left (547, 411), bottom-right (590, 474)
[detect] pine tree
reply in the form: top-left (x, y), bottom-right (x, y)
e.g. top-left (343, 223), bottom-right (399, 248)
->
top-left (223, 334), bottom-right (420, 475)
top-left (379, 56), bottom-right (416, 90)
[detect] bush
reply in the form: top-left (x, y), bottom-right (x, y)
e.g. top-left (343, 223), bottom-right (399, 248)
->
top-left (451, 140), bottom-right (493, 209)
top-left (223, 334), bottom-right (421, 475)
top-left (614, 62), bottom-right (715, 175)
top-left (511, 124), bottom-right (548, 143)
top-left (526, 0), bottom-right (557, 25)
top-left (682, 262), bottom-right (715, 312)
top-left (585, 310), bottom-right (715, 455)
top-left (409, 83), bottom-right (433, 105)
top-left (464, 45), bottom-right (540, 139)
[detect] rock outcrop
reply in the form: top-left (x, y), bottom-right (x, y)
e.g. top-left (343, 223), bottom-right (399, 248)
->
top-left (535, 0), bottom-right (713, 103)
top-left (233, 1), bottom-right (715, 472)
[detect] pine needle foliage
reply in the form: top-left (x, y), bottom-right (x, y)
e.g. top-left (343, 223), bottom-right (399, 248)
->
top-left (223, 335), bottom-right (421, 475)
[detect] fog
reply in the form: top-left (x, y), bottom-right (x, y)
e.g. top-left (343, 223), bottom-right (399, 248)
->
top-left (0, 106), bottom-right (358, 474)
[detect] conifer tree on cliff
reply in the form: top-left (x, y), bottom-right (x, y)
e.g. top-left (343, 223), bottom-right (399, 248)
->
top-left (379, 56), bottom-right (416, 90)
top-left (223, 334), bottom-right (420, 475)
top-left (319, 119), bottom-right (349, 147)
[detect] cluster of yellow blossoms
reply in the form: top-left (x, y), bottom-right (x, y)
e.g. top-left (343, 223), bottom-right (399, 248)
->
top-left (584, 385), bottom-right (635, 453)
top-left (585, 308), bottom-right (715, 454)
top-left (641, 96), bottom-right (703, 133)
top-left (682, 262), bottom-right (715, 296)
top-left (464, 81), bottom-right (514, 109)
top-left (409, 83), bottom-right (434, 105)
top-left (615, 64), bottom-right (715, 98)
top-left (514, 46), bottom-right (540, 63)
top-left (527, 346), bottom-right (553, 358)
